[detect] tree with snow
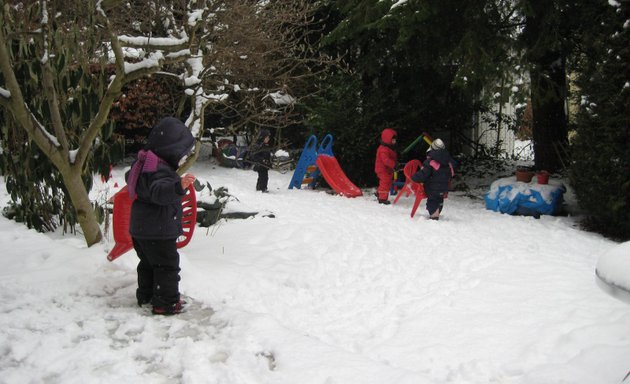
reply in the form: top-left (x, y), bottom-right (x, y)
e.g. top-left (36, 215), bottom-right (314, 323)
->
top-left (0, 0), bottom-right (333, 246)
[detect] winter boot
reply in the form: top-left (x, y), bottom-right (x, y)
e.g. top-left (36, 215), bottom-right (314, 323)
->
top-left (152, 299), bottom-right (187, 316)
top-left (429, 207), bottom-right (441, 220)
top-left (378, 199), bottom-right (391, 205)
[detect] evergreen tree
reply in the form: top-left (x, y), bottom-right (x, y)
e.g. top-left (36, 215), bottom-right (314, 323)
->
top-left (311, 0), bottom-right (596, 181)
top-left (311, 0), bottom-right (495, 185)
top-left (570, 0), bottom-right (630, 240)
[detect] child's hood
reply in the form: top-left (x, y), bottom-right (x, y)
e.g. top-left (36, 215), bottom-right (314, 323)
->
top-left (380, 128), bottom-right (397, 145)
top-left (256, 129), bottom-right (271, 144)
top-left (427, 148), bottom-right (452, 165)
top-left (146, 117), bottom-right (195, 169)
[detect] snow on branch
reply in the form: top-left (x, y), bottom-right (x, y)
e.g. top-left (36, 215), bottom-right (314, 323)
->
top-left (183, 55), bottom-right (204, 87)
top-left (166, 49), bottom-right (192, 60)
top-left (25, 102), bottom-right (60, 147)
top-left (188, 9), bottom-right (206, 26)
top-left (118, 35), bottom-right (189, 48)
top-left (264, 91), bottom-right (295, 106)
top-left (68, 149), bottom-right (78, 164)
top-left (0, 87), bottom-right (10, 99)
top-left (123, 51), bottom-right (165, 75)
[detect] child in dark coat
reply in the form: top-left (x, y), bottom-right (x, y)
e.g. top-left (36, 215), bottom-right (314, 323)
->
top-left (374, 128), bottom-right (398, 204)
top-left (248, 129), bottom-right (272, 192)
top-left (125, 117), bottom-right (195, 315)
top-left (411, 138), bottom-right (455, 220)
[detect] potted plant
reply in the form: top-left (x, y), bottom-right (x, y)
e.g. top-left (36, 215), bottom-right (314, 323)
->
top-left (515, 166), bottom-right (534, 182)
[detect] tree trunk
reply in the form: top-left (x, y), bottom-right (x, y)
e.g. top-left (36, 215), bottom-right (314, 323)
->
top-left (62, 170), bottom-right (103, 247)
top-left (525, 0), bottom-right (569, 173)
top-left (530, 55), bottom-right (568, 173)
top-left (495, 77), bottom-right (505, 156)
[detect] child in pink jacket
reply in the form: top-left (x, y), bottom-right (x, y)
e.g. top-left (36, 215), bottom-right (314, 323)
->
top-left (374, 128), bottom-right (398, 204)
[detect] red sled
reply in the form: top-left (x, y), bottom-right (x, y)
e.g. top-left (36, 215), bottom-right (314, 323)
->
top-left (107, 184), bottom-right (197, 261)
top-left (392, 159), bottom-right (427, 218)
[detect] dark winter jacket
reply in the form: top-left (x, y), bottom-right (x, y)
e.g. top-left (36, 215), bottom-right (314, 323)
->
top-left (248, 129), bottom-right (272, 168)
top-left (411, 148), bottom-right (455, 196)
top-left (374, 128), bottom-right (398, 175)
top-left (126, 117), bottom-right (195, 239)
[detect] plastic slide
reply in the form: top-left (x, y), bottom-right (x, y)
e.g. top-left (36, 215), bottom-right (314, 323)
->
top-left (288, 135), bottom-right (319, 190)
top-left (316, 154), bottom-right (363, 197)
top-left (289, 134), bottom-right (362, 197)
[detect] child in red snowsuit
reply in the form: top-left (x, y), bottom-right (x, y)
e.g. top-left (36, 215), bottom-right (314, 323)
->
top-left (374, 128), bottom-right (398, 204)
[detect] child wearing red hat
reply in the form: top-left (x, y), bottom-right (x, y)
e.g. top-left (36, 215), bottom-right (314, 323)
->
top-left (374, 128), bottom-right (398, 204)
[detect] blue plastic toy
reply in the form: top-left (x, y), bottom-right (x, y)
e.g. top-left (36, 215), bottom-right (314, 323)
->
top-left (288, 134), bottom-right (362, 197)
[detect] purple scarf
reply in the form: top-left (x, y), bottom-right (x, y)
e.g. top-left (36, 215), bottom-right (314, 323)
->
top-left (127, 150), bottom-right (163, 200)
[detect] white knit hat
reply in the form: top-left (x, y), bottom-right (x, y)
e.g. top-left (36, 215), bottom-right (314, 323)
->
top-left (428, 138), bottom-right (445, 151)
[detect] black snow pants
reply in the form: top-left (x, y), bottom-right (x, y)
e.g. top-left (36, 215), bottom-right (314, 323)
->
top-left (132, 238), bottom-right (181, 307)
top-left (255, 165), bottom-right (269, 191)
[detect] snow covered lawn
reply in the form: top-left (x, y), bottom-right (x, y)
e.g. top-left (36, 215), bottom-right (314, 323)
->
top-left (1, 159), bottom-right (629, 383)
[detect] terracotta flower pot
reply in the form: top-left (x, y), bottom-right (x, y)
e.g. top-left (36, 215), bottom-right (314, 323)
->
top-left (515, 168), bottom-right (534, 182)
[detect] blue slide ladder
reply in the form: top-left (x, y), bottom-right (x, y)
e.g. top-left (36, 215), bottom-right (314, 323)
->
top-left (289, 135), bottom-right (320, 189)
top-left (318, 134), bottom-right (334, 156)
top-left (288, 134), bottom-right (335, 189)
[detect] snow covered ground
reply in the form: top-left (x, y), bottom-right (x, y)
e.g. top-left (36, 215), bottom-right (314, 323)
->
top-left (1, 157), bottom-right (629, 384)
